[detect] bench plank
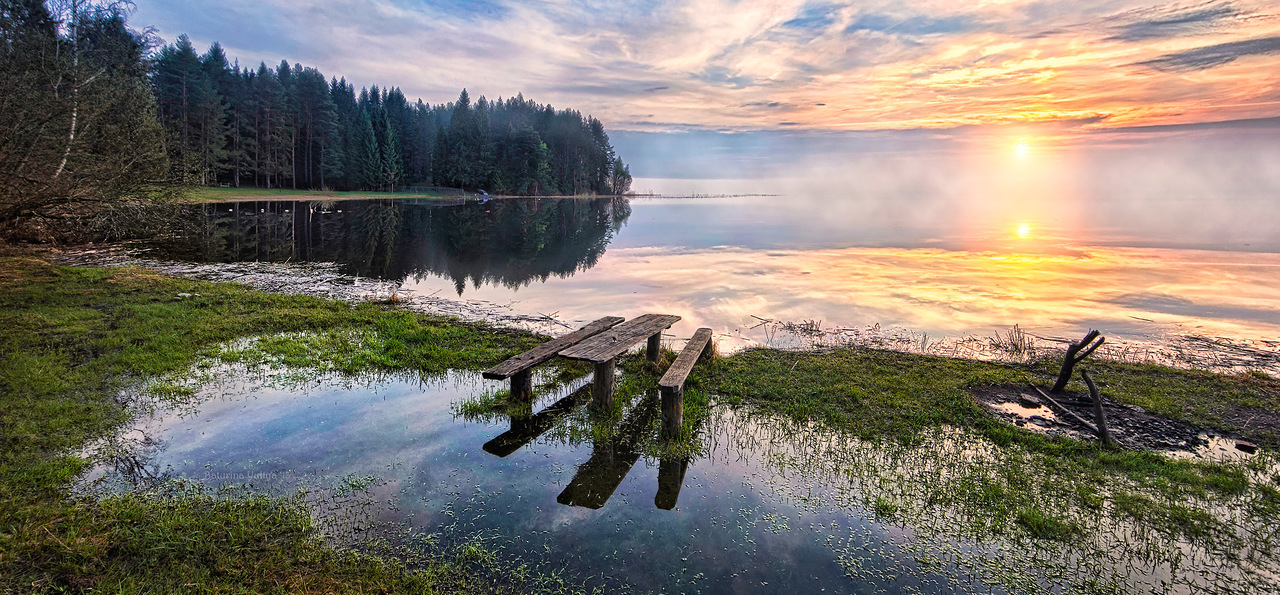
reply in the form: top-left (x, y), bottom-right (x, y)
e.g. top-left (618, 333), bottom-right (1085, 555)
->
top-left (559, 314), bottom-right (681, 363)
top-left (482, 316), bottom-right (624, 379)
top-left (659, 328), bottom-right (713, 389)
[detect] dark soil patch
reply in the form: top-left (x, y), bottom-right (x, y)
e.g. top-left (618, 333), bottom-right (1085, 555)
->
top-left (973, 385), bottom-right (1253, 454)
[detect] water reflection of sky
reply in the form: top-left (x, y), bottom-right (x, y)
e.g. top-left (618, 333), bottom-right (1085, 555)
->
top-left (403, 238), bottom-right (1280, 352)
top-left (93, 369), bottom-right (1277, 593)
top-left (153, 190), bottom-right (1280, 356)
top-left (394, 192), bottom-right (1280, 352)
top-left (97, 373), bottom-right (940, 593)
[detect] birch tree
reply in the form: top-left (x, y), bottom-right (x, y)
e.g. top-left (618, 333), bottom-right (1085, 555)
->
top-left (0, 0), bottom-right (166, 239)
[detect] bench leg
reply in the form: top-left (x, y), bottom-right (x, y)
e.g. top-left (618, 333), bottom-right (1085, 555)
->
top-left (661, 385), bottom-right (683, 439)
top-left (593, 358), bottom-right (615, 409)
top-left (647, 332), bottom-right (662, 364)
top-left (510, 370), bottom-right (533, 402)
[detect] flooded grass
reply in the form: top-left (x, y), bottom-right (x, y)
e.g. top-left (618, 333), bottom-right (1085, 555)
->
top-left (0, 255), bottom-right (554, 591)
top-left (4, 254), bottom-right (1280, 592)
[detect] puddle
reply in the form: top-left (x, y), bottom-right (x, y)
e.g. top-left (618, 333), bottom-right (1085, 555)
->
top-left (1165, 435), bottom-right (1261, 464)
top-left (82, 364), bottom-right (1280, 594)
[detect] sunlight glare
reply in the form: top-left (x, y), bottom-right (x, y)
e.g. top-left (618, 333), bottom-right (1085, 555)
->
top-left (1016, 223), bottom-right (1033, 239)
top-left (1014, 138), bottom-right (1030, 157)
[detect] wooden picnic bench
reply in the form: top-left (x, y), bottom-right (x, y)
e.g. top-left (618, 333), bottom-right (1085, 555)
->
top-left (482, 316), bottom-right (624, 400)
top-left (657, 327), bottom-right (713, 438)
top-left (559, 313), bottom-right (681, 407)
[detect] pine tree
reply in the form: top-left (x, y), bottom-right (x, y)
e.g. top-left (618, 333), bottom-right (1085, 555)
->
top-left (1, 2), bottom-right (167, 237)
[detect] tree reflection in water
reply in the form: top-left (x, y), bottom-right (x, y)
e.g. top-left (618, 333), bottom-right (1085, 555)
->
top-left (152, 196), bottom-right (632, 293)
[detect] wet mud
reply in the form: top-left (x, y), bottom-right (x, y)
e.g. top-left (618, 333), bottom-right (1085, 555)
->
top-left (974, 384), bottom-right (1270, 458)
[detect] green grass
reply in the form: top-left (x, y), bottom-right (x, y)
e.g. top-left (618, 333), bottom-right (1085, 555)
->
top-left (1014, 507), bottom-right (1079, 541)
top-left (702, 345), bottom-right (1277, 546)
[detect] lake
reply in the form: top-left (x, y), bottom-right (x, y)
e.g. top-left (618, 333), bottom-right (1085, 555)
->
top-left (141, 187), bottom-right (1280, 371)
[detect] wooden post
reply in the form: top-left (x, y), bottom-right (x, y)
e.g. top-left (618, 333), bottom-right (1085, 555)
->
top-left (510, 369), bottom-right (533, 402)
top-left (647, 332), bottom-right (662, 364)
top-left (661, 385), bottom-right (683, 439)
top-left (1081, 370), bottom-right (1115, 447)
top-left (593, 358), bottom-right (615, 408)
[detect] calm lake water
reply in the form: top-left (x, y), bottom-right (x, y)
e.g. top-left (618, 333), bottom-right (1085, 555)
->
top-left (144, 190), bottom-right (1280, 369)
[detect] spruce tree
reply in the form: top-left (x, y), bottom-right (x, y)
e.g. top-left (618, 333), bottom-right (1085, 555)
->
top-left (378, 110), bottom-right (402, 191)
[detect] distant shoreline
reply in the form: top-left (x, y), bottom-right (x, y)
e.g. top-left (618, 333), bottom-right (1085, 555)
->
top-left (180, 187), bottom-right (778, 203)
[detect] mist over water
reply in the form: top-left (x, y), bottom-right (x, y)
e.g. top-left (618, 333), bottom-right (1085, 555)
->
top-left (622, 124), bottom-right (1280, 253)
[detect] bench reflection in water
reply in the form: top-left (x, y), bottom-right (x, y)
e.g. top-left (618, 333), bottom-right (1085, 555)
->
top-left (480, 388), bottom-right (690, 511)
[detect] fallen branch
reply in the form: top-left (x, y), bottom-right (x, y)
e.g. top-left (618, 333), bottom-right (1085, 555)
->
top-left (1031, 384), bottom-right (1098, 435)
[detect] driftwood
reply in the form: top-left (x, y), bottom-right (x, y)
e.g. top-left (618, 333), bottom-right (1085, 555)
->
top-left (1052, 330), bottom-right (1105, 393)
top-left (1031, 384), bottom-right (1099, 435)
top-left (1081, 370), bottom-right (1115, 447)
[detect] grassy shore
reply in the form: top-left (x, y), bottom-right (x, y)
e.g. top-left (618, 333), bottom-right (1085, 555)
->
top-left (2, 254), bottom-right (1278, 592)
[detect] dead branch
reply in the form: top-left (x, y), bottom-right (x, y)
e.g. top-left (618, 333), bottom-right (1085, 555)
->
top-left (1031, 384), bottom-right (1099, 435)
top-left (1051, 329), bottom-right (1105, 393)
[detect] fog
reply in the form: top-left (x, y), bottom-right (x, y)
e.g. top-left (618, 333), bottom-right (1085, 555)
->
top-left (616, 119), bottom-right (1280, 252)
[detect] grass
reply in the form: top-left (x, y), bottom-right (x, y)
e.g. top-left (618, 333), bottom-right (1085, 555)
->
top-left (702, 345), bottom-right (1278, 546)
top-left (184, 186), bottom-right (466, 203)
top-left (1014, 507), bottom-right (1079, 541)
top-left (4, 252), bottom-right (1280, 592)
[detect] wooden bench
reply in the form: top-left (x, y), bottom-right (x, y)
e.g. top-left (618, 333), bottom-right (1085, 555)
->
top-left (657, 328), bottom-right (713, 438)
top-left (559, 313), bottom-right (681, 407)
top-left (482, 316), bottom-right (624, 400)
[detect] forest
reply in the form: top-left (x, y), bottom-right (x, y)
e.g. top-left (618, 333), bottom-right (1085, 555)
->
top-left (1, 1), bottom-right (631, 239)
top-left (153, 35), bottom-right (632, 196)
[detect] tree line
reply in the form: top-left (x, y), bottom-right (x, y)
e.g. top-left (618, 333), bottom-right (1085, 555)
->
top-left (1, 1), bottom-right (632, 239)
top-left (153, 35), bottom-right (632, 196)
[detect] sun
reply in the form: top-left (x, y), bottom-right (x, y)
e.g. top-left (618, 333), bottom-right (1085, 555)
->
top-left (1014, 138), bottom-right (1030, 157)
top-left (1016, 223), bottom-right (1033, 239)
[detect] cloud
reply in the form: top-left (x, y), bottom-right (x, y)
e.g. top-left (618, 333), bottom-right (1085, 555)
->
top-left (844, 13), bottom-right (983, 36)
top-left (1138, 35), bottom-right (1280, 70)
top-left (780, 4), bottom-right (839, 31)
top-left (130, 0), bottom-right (1280, 133)
top-left (1105, 1), bottom-right (1244, 42)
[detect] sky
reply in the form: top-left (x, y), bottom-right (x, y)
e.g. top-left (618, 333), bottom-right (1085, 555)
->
top-left (131, 0), bottom-right (1280, 178)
